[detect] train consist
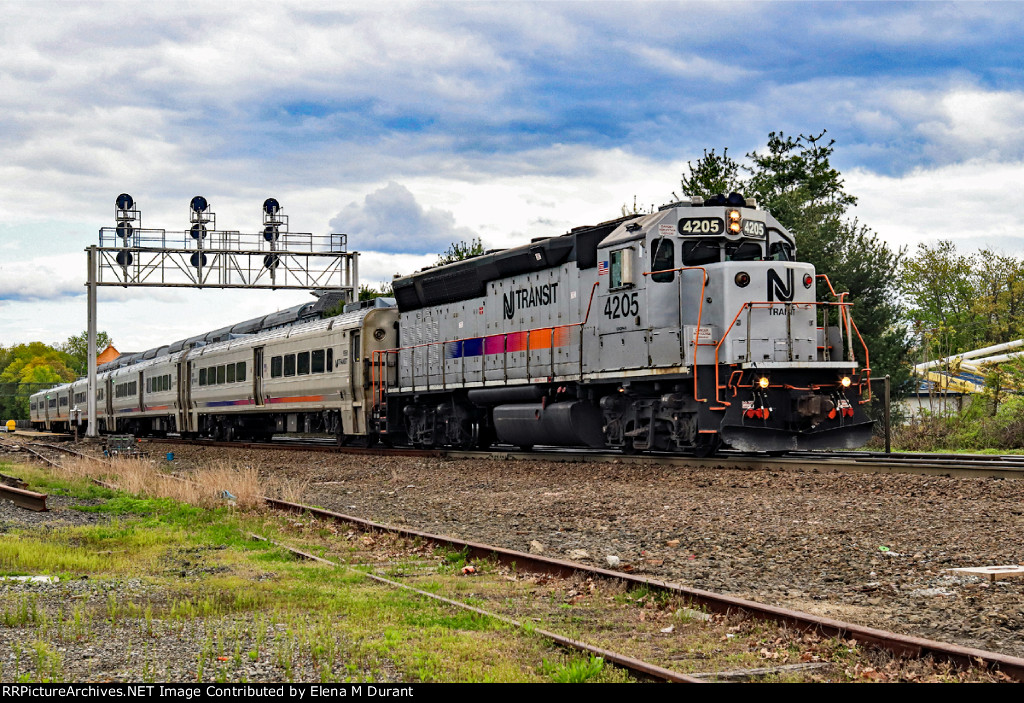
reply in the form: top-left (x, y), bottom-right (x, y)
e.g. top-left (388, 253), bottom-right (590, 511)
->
top-left (32, 193), bottom-right (873, 454)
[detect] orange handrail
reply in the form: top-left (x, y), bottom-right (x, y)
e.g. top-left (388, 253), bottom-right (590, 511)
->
top-left (641, 266), bottom-right (709, 401)
top-left (711, 300), bottom-right (861, 407)
top-left (370, 282), bottom-right (601, 420)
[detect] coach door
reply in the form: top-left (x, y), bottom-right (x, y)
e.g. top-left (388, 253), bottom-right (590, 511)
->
top-left (176, 361), bottom-right (192, 433)
top-left (104, 378), bottom-right (114, 419)
top-left (350, 332), bottom-right (362, 433)
top-left (138, 371), bottom-right (146, 412)
top-left (253, 346), bottom-right (265, 406)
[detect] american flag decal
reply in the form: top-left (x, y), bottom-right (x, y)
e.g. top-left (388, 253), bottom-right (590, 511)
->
top-left (598, 260), bottom-right (609, 275)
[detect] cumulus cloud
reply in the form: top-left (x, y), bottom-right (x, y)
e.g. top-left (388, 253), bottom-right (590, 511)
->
top-left (329, 182), bottom-right (478, 255)
top-left (847, 159), bottom-right (1024, 253)
top-left (5, 2), bottom-right (1024, 346)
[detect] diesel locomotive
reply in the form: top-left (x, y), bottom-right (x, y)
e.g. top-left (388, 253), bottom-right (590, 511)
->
top-left (32, 193), bottom-right (873, 454)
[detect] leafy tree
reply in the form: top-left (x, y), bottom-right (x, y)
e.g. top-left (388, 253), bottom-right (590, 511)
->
top-left (359, 283), bottom-right (394, 301)
top-left (0, 342), bottom-right (76, 419)
top-left (673, 148), bottom-right (743, 202)
top-left (60, 330), bottom-right (112, 377)
top-left (900, 241), bottom-right (979, 358)
top-left (436, 237), bottom-right (485, 266)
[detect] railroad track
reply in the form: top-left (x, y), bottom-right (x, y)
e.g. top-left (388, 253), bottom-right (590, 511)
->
top-left (134, 434), bottom-right (1024, 479)
top-left (7, 435), bottom-right (1024, 682)
top-left (264, 495), bottom-right (1024, 682)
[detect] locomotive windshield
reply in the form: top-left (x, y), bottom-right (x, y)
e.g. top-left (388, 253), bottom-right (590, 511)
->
top-left (679, 238), bottom-right (766, 266)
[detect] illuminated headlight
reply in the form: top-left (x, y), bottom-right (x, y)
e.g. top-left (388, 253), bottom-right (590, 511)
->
top-left (803, 273), bottom-right (813, 288)
top-left (728, 209), bottom-right (741, 233)
top-left (735, 272), bottom-right (750, 287)
top-left (758, 376), bottom-right (770, 389)
top-left (840, 376), bottom-right (851, 388)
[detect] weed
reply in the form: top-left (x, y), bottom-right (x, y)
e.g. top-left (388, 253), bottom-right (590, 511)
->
top-left (541, 655), bottom-right (605, 683)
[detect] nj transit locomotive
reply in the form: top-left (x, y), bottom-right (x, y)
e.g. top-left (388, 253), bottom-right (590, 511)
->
top-left (32, 193), bottom-right (872, 454)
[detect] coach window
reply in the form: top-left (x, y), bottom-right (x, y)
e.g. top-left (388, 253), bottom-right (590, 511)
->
top-left (297, 351), bottom-right (310, 375)
top-left (226, 363), bottom-right (235, 383)
top-left (327, 348), bottom-right (334, 372)
top-left (271, 356), bottom-right (283, 378)
top-left (217, 365), bottom-right (226, 384)
top-left (236, 362), bottom-right (246, 382)
top-left (199, 368), bottom-right (207, 386)
top-left (284, 354), bottom-right (296, 377)
top-left (312, 349), bottom-right (325, 373)
top-left (650, 238), bottom-right (675, 282)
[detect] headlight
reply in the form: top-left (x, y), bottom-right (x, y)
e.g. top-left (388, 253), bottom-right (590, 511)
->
top-left (758, 376), bottom-right (770, 389)
top-left (735, 272), bottom-right (750, 287)
top-left (728, 209), bottom-right (741, 233)
top-left (840, 376), bottom-right (851, 388)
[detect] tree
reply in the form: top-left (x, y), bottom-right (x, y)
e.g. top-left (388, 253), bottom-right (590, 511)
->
top-left (673, 148), bottom-right (742, 201)
top-left (900, 241), bottom-right (979, 357)
top-left (60, 330), bottom-right (112, 377)
top-left (358, 283), bottom-right (394, 301)
top-left (0, 342), bottom-right (77, 419)
top-left (436, 237), bottom-right (485, 266)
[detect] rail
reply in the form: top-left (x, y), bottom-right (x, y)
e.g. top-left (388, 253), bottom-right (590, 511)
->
top-left (640, 266), bottom-right (710, 402)
top-left (370, 282), bottom-right (601, 423)
top-left (709, 300), bottom-right (868, 408)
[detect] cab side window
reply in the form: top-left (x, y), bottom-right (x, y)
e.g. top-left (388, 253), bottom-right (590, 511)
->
top-left (650, 238), bottom-right (675, 282)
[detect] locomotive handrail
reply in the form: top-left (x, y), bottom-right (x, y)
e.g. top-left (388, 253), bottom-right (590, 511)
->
top-left (710, 300), bottom-right (868, 408)
top-left (642, 266), bottom-right (710, 402)
top-left (369, 282), bottom-right (601, 426)
top-left (814, 273), bottom-right (872, 398)
top-left (815, 274), bottom-right (854, 362)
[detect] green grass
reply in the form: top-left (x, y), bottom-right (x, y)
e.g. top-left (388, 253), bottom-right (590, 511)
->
top-left (0, 461), bottom-right (578, 683)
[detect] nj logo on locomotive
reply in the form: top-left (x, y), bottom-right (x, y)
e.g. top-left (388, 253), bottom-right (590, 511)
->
top-left (767, 269), bottom-right (794, 302)
top-left (503, 282), bottom-right (559, 320)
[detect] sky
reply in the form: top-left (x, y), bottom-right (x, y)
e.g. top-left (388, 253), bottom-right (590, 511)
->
top-left (2, 0), bottom-right (1023, 352)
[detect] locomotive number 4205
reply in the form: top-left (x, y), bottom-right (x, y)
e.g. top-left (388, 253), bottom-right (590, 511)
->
top-left (604, 292), bottom-right (640, 319)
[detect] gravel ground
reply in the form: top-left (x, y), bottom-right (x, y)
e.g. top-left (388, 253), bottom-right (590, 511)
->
top-left (3, 438), bottom-right (1023, 677)
top-left (151, 443), bottom-right (1024, 659)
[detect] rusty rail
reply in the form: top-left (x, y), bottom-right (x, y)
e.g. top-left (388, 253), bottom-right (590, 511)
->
top-left (265, 497), bottom-right (1024, 682)
top-left (0, 483), bottom-right (47, 512)
top-left (251, 532), bottom-right (703, 683)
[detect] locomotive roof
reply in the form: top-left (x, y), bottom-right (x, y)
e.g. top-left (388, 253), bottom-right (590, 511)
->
top-left (391, 214), bottom-right (636, 312)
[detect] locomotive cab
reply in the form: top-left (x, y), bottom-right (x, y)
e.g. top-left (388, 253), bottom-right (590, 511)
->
top-left (593, 193), bottom-right (873, 452)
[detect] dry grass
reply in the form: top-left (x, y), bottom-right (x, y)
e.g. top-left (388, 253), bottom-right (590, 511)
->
top-left (58, 456), bottom-right (269, 511)
top-left (273, 475), bottom-right (312, 504)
